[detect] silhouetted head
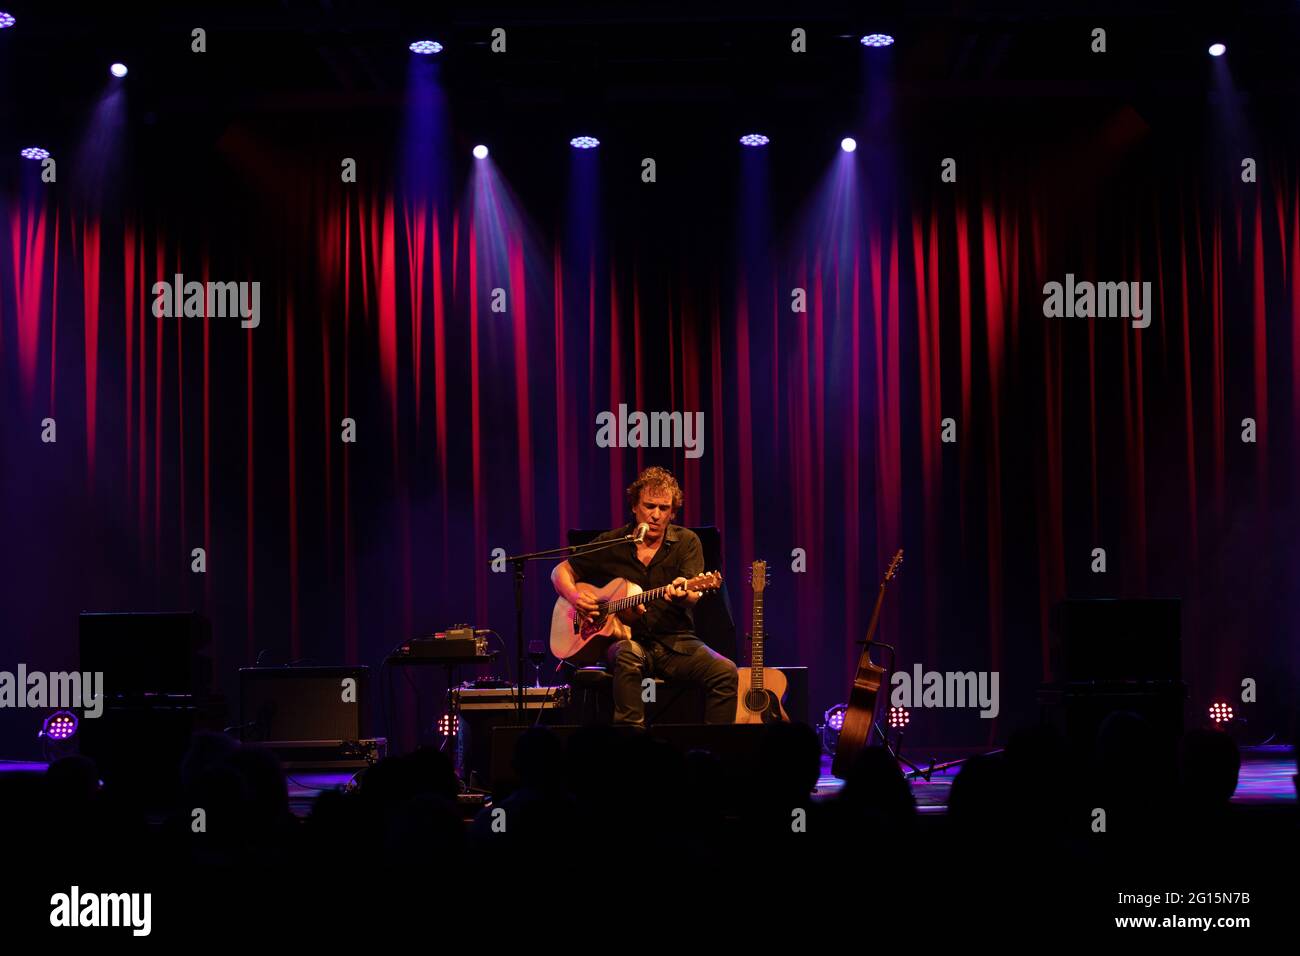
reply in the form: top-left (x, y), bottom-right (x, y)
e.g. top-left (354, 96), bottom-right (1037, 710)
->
top-left (403, 747), bottom-right (461, 801)
top-left (1180, 728), bottom-right (1240, 807)
top-left (758, 722), bottom-right (822, 800)
top-left (948, 752), bottom-right (1013, 834)
top-left (1096, 710), bottom-right (1172, 797)
top-left (840, 746), bottom-right (916, 823)
top-left (512, 727), bottom-right (565, 791)
top-left (181, 731), bottom-right (240, 793)
top-left (227, 744), bottom-right (290, 829)
top-left (45, 754), bottom-right (100, 805)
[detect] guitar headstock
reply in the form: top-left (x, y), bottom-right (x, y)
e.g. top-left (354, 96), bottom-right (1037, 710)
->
top-left (688, 571), bottom-right (723, 593)
top-left (884, 549), bottom-right (904, 580)
top-left (751, 560), bottom-right (768, 593)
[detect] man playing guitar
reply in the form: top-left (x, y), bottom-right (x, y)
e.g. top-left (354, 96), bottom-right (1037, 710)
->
top-left (550, 466), bottom-right (738, 728)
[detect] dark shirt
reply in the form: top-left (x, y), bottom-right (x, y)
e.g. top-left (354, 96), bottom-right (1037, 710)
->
top-left (566, 523), bottom-right (704, 650)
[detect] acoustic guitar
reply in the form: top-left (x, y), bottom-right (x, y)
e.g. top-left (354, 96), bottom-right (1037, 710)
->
top-left (831, 549), bottom-right (903, 779)
top-left (734, 560), bottom-right (789, 723)
top-left (549, 571), bottom-right (723, 667)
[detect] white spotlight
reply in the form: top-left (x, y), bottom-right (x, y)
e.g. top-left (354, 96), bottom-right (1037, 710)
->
top-left (1208, 43), bottom-right (1226, 57)
top-left (840, 137), bottom-right (857, 153)
top-left (472, 144), bottom-right (489, 160)
top-left (110, 62), bottom-right (128, 78)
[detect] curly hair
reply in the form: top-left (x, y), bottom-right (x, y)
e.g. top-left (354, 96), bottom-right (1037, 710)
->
top-left (625, 466), bottom-right (684, 515)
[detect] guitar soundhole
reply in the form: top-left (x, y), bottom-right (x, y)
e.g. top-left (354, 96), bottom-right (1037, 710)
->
top-left (745, 689), bottom-right (769, 714)
top-left (578, 605), bottom-right (605, 639)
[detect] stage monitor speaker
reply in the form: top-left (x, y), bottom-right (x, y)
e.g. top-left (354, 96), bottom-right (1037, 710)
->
top-left (239, 666), bottom-right (371, 745)
top-left (1059, 682), bottom-right (1186, 750)
top-left (1055, 599), bottom-right (1181, 682)
top-left (77, 699), bottom-right (225, 808)
top-left (79, 611), bottom-right (212, 699)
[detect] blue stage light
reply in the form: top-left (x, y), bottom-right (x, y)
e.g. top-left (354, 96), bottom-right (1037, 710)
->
top-left (409, 40), bottom-right (443, 55)
top-left (1208, 43), bottom-right (1226, 57)
top-left (110, 62), bottom-right (128, 78)
top-left (840, 137), bottom-right (857, 153)
top-left (0, 12), bottom-right (15, 28)
top-left (21, 147), bottom-right (50, 160)
top-left (860, 34), bottom-right (895, 48)
top-left (739, 133), bottom-right (770, 147)
top-left (472, 144), bottom-right (489, 160)
top-left (570, 136), bottom-right (600, 149)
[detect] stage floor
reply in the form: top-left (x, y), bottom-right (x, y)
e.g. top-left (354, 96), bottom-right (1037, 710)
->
top-left (5, 744), bottom-right (1292, 818)
top-left (236, 743), bottom-right (1300, 816)
top-left (818, 743), bottom-right (1296, 811)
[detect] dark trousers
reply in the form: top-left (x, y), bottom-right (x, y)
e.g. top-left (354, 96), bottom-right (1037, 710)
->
top-left (606, 636), bottom-right (738, 728)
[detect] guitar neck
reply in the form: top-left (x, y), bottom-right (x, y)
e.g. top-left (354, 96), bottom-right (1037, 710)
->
top-left (751, 590), bottom-right (764, 690)
top-left (862, 580), bottom-right (890, 646)
top-left (606, 582), bottom-right (675, 613)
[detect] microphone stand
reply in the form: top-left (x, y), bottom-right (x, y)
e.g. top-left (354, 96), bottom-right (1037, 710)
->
top-left (500, 530), bottom-right (644, 716)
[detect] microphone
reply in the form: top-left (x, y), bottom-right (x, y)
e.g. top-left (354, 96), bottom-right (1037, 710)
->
top-left (634, 522), bottom-right (649, 544)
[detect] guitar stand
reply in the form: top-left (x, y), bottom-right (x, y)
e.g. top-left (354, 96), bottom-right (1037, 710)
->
top-left (857, 637), bottom-right (937, 781)
top-left (873, 721), bottom-right (935, 780)
top-left (902, 749), bottom-right (1004, 780)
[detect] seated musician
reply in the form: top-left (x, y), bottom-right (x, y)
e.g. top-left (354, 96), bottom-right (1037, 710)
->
top-left (550, 466), bottom-right (738, 729)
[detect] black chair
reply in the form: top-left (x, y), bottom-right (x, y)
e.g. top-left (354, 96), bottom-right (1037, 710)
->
top-left (561, 525), bottom-right (737, 724)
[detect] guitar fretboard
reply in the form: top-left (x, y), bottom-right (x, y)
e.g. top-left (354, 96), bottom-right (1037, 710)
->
top-left (752, 589), bottom-right (764, 690)
top-left (605, 578), bottom-right (707, 614)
